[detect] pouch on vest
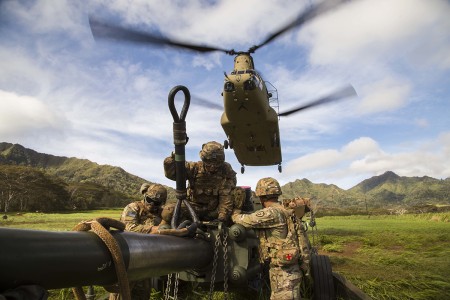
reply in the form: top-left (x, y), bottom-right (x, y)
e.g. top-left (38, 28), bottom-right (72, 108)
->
top-left (276, 247), bottom-right (299, 266)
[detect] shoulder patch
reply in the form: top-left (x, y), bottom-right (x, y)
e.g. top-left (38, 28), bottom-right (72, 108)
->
top-left (126, 210), bottom-right (137, 218)
top-left (255, 211), bottom-right (265, 217)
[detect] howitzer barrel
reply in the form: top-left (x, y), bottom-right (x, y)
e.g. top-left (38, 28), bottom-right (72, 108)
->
top-left (0, 227), bottom-right (213, 291)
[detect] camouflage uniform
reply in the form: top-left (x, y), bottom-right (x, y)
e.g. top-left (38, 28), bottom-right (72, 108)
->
top-left (232, 178), bottom-right (301, 300)
top-left (120, 183), bottom-right (170, 233)
top-left (114, 183), bottom-right (170, 300)
top-left (164, 141), bottom-right (237, 222)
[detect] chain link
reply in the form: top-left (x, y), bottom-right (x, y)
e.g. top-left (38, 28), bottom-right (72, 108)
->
top-left (173, 273), bottom-right (180, 300)
top-left (164, 273), bottom-right (180, 300)
top-left (222, 229), bottom-right (229, 300)
top-left (165, 274), bottom-right (172, 300)
top-left (208, 230), bottom-right (221, 300)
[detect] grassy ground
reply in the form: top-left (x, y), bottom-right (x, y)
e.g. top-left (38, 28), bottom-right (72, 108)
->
top-left (1, 211), bottom-right (449, 299)
top-left (315, 213), bottom-right (450, 300)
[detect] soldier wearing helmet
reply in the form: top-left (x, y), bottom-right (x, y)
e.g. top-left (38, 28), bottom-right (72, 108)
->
top-left (164, 141), bottom-right (237, 222)
top-left (120, 183), bottom-right (171, 233)
top-left (231, 177), bottom-right (302, 300)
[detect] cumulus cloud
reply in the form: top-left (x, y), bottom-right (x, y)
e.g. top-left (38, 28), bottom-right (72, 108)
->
top-left (298, 0), bottom-right (450, 68)
top-left (357, 78), bottom-right (411, 114)
top-left (0, 90), bottom-right (65, 138)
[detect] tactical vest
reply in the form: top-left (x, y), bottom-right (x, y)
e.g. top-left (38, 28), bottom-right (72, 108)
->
top-left (187, 162), bottom-right (227, 209)
top-left (258, 206), bottom-right (300, 266)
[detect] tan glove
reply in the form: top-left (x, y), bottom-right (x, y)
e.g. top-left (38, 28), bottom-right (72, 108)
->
top-left (161, 203), bottom-right (175, 223)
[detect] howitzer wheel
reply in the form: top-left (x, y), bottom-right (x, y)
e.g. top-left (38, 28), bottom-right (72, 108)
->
top-left (311, 254), bottom-right (335, 300)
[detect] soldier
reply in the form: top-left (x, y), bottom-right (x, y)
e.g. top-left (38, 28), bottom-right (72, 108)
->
top-left (163, 141), bottom-right (237, 223)
top-left (115, 183), bottom-right (194, 300)
top-left (120, 183), bottom-right (170, 233)
top-left (231, 177), bottom-right (302, 300)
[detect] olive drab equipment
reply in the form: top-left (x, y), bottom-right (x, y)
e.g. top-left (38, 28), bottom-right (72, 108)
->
top-left (255, 177), bottom-right (282, 197)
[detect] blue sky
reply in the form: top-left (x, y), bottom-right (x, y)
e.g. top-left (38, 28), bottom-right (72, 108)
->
top-left (1, 0), bottom-right (449, 190)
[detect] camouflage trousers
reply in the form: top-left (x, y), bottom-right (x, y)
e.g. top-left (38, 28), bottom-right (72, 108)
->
top-left (269, 263), bottom-right (302, 300)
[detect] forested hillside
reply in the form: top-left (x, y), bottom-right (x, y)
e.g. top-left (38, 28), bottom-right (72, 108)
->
top-left (1, 142), bottom-right (449, 214)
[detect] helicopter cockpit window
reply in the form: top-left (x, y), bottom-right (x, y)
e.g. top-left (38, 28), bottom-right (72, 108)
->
top-left (224, 81), bottom-right (235, 92)
top-left (244, 76), bottom-right (260, 91)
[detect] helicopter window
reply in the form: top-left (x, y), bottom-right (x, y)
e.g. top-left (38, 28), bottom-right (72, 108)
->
top-left (224, 81), bottom-right (235, 92)
top-left (244, 76), bottom-right (260, 91)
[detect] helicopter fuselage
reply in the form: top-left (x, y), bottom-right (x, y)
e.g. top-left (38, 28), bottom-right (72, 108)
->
top-left (220, 53), bottom-right (282, 168)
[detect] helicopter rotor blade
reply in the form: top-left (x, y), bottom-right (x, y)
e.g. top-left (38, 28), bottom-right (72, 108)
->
top-left (89, 18), bottom-right (234, 54)
top-left (191, 96), bottom-right (223, 111)
top-left (278, 85), bottom-right (357, 117)
top-left (249, 0), bottom-right (350, 53)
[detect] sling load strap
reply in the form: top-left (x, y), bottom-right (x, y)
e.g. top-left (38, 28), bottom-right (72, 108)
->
top-left (72, 217), bottom-right (130, 300)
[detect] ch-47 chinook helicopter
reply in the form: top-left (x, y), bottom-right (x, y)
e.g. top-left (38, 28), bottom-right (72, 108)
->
top-left (89, 0), bottom-right (357, 174)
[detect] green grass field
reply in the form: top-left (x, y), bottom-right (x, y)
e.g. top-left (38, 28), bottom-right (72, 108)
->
top-left (316, 214), bottom-right (450, 300)
top-left (1, 211), bottom-right (449, 299)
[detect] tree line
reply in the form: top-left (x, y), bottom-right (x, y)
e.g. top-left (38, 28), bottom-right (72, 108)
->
top-left (0, 165), bottom-right (132, 213)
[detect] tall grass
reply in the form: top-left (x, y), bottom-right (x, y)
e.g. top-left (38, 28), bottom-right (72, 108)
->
top-left (315, 213), bottom-right (450, 300)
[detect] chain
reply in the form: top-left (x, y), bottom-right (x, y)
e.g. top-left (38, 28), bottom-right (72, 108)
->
top-left (164, 274), bottom-right (172, 300)
top-left (208, 229), bottom-right (221, 300)
top-left (173, 273), bottom-right (180, 300)
top-left (164, 273), bottom-right (180, 300)
top-left (222, 228), bottom-right (229, 300)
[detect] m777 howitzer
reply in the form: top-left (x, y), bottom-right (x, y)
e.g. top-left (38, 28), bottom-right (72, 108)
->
top-left (0, 215), bottom-right (259, 291)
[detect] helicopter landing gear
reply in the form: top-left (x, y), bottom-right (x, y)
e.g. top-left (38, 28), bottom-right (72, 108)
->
top-left (224, 139), bottom-right (233, 149)
top-left (278, 164), bottom-right (282, 173)
top-left (241, 165), bottom-right (245, 174)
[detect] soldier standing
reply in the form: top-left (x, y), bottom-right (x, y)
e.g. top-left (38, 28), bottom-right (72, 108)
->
top-left (231, 177), bottom-right (302, 300)
top-left (163, 141), bottom-right (237, 222)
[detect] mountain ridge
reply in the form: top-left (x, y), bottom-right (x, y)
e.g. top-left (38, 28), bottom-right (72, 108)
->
top-left (1, 142), bottom-right (449, 213)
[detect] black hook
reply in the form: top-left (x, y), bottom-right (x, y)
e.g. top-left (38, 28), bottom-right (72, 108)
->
top-left (168, 85), bottom-right (190, 123)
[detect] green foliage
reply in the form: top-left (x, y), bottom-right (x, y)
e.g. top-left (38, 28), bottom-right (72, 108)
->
top-left (315, 213), bottom-right (450, 299)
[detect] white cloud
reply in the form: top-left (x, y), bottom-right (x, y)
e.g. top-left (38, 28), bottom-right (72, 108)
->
top-left (357, 78), bottom-right (411, 114)
top-left (0, 90), bottom-right (65, 137)
top-left (299, 0), bottom-right (450, 68)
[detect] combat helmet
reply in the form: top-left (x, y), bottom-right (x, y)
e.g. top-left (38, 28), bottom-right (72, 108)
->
top-left (140, 183), bottom-right (151, 194)
top-left (199, 141), bottom-right (225, 164)
top-left (255, 177), bottom-right (282, 197)
top-left (146, 184), bottom-right (167, 203)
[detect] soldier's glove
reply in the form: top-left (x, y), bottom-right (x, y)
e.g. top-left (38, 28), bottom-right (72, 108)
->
top-left (161, 203), bottom-right (175, 223)
top-left (177, 220), bottom-right (197, 238)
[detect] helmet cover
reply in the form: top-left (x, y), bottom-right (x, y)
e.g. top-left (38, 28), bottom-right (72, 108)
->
top-left (199, 141), bottom-right (225, 164)
top-left (255, 177), bottom-right (282, 197)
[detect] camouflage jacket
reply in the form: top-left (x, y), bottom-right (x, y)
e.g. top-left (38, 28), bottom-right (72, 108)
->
top-left (120, 200), bottom-right (163, 233)
top-left (164, 156), bottom-right (237, 220)
top-left (232, 203), bottom-right (299, 266)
